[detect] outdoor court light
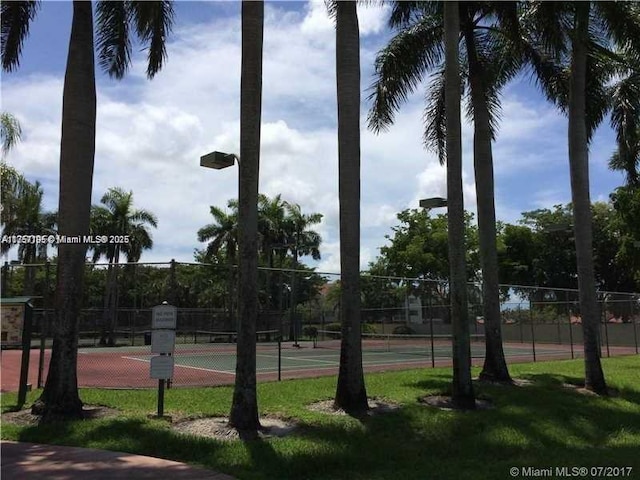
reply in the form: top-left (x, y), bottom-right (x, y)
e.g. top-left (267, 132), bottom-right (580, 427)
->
top-left (419, 197), bottom-right (448, 210)
top-left (200, 151), bottom-right (240, 169)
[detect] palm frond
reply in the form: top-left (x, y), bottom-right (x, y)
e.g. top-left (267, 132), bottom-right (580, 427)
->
top-left (596, 1), bottom-right (640, 53)
top-left (96, 1), bottom-right (131, 79)
top-left (1, 112), bottom-right (23, 155)
top-left (1, 0), bottom-right (40, 72)
top-left (423, 68), bottom-right (446, 163)
top-left (128, 0), bottom-right (174, 79)
top-left (367, 17), bottom-right (444, 133)
top-left (129, 209), bottom-right (158, 228)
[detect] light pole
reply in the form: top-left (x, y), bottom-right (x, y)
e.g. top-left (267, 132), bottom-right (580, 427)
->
top-left (419, 197), bottom-right (449, 359)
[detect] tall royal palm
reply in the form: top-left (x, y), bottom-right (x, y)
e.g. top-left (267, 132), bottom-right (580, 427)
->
top-left (91, 187), bottom-right (157, 346)
top-left (524, 1), bottom-right (640, 394)
top-left (229, 0), bottom-right (263, 433)
top-left (2, 0), bottom-right (173, 417)
top-left (333, 0), bottom-right (368, 415)
top-left (368, 1), bottom-right (517, 383)
top-left (567, 3), bottom-right (606, 394)
top-left (444, 1), bottom-right (475, 408)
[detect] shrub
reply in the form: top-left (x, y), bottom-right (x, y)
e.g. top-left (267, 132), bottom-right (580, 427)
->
top-left (361, 323), bottom-right (377, 334)
top-left (303, 325), bottom-right (318, 339)
top-left (392, 325), bottom-right (415, 335)
top-left (323, 322), bottom-right (342, 339)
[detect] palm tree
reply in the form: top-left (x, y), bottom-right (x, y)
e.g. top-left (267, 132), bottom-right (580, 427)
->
top-left (567, 3), bottom-right (606, 394)
top-left (1, 164), bottom-right (28, 232)
top-left (283, 201), bottom-right (322, 343)
top-left (5, 181), bottom-right (55, 285)
top-left (284, 202), bottom-right (322, 261)
top-left (198, 200), bottom-right (238, 330)
top-left (258, 193), bottom-right (286, 310)
top-left (1, 112), bottom-right (22, 157)
top-left (368, 1), bottom-right (516, 383)
top-left (90, 187), bottom-right (157, 346)
top-left (332, 0), bottom-right (368, 415)
top-left (444, 1), bottom-right (475, 409)
top-left (0, 178), bottom-right (56, 294)
top-left (2, 0), bottom-right (174, 418)
top-left (258, 194), bottom-right (286, 265)
top-left (523, 1), bottom-right (640, 394)
top-left (228, 0), bottom-right (263, 434)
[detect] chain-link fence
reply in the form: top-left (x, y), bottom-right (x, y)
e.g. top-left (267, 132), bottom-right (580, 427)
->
top-left (1, 260), bottom-right (638, 390)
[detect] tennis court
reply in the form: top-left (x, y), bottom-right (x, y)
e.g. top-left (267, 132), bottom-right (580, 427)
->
top-left (119, 331), bottom-right (574, 378)
top-left (2, 329), bottom-right (635, 391)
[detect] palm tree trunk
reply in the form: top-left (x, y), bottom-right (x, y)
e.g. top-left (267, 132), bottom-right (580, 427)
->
top-left (444, 1), bottom-right (475, 409)
top-left (569, 3), bottom-right (607, 395)
top-left (22, 247), bottom-right (36, 296)
top-left (32, 0), bottom-right (96, 419)
top-left (334, 0), bottom-right (368, 416)
top-left (463, 26), bottom-right (512, 384)
top-left (229, 0), bottom-right (263, 433)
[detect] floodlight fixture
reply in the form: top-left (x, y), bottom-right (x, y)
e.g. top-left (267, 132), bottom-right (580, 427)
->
top-left (200, 151), bottom-right (239, 170)
top-left (419, 197), bottom-right (448, 210)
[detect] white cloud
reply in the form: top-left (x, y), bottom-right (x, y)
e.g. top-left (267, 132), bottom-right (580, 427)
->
top-left (300, 1), bottom-right (390, 38)
top-left (1, 1), bottom-right (623, 275)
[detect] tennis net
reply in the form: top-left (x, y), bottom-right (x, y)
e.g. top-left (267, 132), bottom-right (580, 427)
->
top-left (314, 330), bottom-right (484, 357)
top-left (193, 329), bottom-right (280, 345)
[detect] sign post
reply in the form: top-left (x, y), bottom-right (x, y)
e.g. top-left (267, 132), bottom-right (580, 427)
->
top-left (150, 302), bottom-right (177, 417)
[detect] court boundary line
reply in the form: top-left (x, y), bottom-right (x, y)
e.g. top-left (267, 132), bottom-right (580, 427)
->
top-left (120, 355), bottom-right (236, 376)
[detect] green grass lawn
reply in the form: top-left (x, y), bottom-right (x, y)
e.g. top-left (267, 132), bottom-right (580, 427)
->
top-left (2, 356), bottom-right (639, 480)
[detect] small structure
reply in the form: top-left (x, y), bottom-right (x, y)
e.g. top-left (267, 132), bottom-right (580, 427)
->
top-left (1, 297), bottom-right (34, 407)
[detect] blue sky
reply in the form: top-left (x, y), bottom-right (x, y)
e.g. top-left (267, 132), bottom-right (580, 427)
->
top-left (1, 1), bottom-right (627, 273)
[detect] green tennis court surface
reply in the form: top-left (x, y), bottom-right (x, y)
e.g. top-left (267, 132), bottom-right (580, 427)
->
top-left (113, 338), bottom-right (572, 377)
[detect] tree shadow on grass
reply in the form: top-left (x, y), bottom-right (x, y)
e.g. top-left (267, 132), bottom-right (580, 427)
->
top-left (9, 376), bottom-right (640, 480)
top-left (520, 372), bottom-right (640, 406)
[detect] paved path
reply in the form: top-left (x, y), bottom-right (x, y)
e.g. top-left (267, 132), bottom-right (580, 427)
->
top-left (1, 441), bottom-right (236, 480)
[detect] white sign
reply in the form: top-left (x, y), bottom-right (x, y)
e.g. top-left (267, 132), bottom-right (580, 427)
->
top-left (150, 355), bottom-right (174, 379)
top-left (152, 305), bottom-right (177, 330)
top-left (151, 329), bottom-right (176, 354)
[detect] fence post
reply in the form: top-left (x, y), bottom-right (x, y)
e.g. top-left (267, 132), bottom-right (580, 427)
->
top-left (429, 306), bottom-right (436, 368)
top-left (1, 261), bottom-right (8, 295)
top-left (168, 259), bottom-right (177, 305)
top-left (530, 306), bottom-right (536, 362)
top-left (634, 311), bottom-right (639, 355)
top-left (602, 298), bottom-right (611, 358)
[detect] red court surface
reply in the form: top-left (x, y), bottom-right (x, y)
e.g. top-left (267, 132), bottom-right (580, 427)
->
top-left (1, 343), bottom-right (637, 392)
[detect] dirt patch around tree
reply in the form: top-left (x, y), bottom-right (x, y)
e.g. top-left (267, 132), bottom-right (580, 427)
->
top-left (561, 383), bottom-right (618, 397)
top-left (475, 377), bottom-right (534, 387)
top-left (418, 395), bottom-right (494, 411)
top-left (1, 405), bottom-right (120, 426)
top-left (307, 397), bottom-right (401, 417)
top-left (172, 416), bottom-right (298, 441)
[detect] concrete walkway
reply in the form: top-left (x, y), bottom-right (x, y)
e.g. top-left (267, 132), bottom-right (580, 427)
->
top-left (1, 441), bottom-right (236, 480)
